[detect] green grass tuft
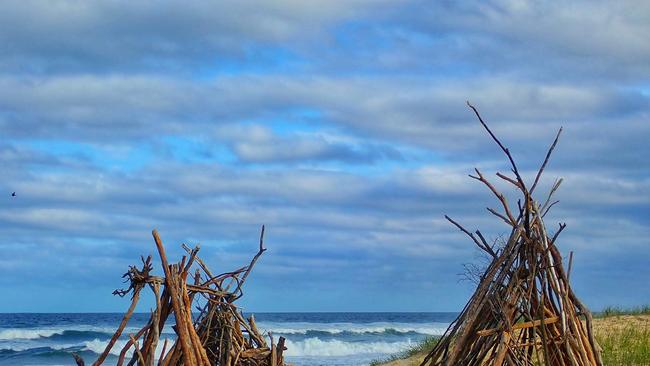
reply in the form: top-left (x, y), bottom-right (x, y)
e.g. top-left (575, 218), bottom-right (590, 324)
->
top-left (368, 336), bottom-right (439, 366)
top-left (370, 308), bottom-right (650, 365)
top-left (598, 305), bottom-right (650, 318)
top-left (598, 325), bottom-right (650, 365)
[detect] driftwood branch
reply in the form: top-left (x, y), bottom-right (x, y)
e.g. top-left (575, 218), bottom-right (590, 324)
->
top-left (466, 101), bottom-right (527, 191)
top-left (530, 127), bottom-right (563, 194)
top-left (233, 225), bottom-right (267, 300)
top-left (470, 168), bottom-right (517, 226)
top-left (446, 215), bottom-right (497, 258)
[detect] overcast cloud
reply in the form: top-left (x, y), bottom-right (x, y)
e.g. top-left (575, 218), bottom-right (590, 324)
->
top-left (0, 0), bottom-right (648, 312)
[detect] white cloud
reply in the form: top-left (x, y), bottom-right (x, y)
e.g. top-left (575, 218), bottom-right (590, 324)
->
top-left (0, 0), bottom-right (648, 310)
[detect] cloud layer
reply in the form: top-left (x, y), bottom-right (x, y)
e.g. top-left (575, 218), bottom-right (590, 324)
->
top-left (0, 0), bottom-right (648, 312)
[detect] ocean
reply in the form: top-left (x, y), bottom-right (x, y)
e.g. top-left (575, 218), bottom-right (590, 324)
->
top-left (0, 312), bottom-right (455, 366)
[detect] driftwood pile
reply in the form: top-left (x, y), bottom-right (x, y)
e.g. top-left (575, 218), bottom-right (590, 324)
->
top-left (422, 104), bottom-right (602, 366)
top-left (73, 226), bottom-right (289, 366)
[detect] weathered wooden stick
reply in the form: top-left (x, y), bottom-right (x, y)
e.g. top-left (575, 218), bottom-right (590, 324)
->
top-left (152, 231), bottom-right (195, 366)
top-left (93, 287), bottom-right (142, 366)
top-left (232, 225), bottom-right (267, 300)
top-left (470, 168), bottom-right (517, 225)
top-left (157, 338), bottom-right (169, 366)
top-left (72, 353), bottom-right (85, 366)
top-left (117, 325), bottom-right (149, 366)
top-left (129, 335), bottom-right (146, 365)
top-left (466, 101), bottom-right (526, 191)
top-left (249, 315), bottom-right (269, 348)
top-left (530, 127), bottom-right (563, 194)
top-left (477, 316), bottom-right (560, 337)
top-left (445, 215), bottom-right (497, 258)
top-left (277, 337), bottom-right (286, 366)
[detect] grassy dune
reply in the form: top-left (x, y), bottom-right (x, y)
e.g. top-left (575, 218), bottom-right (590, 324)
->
top-left (375, 309), bottom-right (650, 366)
top-left (596, 313), bottom-right (650, 365)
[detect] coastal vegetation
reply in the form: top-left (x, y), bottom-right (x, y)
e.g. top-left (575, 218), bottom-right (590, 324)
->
top-left (599, 305), bottom-right (650, 317)
top-left (375, 308), bottom-right (650, 366)
top-left (369, 337), bottom-right (439, 366)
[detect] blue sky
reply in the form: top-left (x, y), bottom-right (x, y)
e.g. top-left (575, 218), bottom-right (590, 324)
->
top-left (0, 1), bottom-right (648, 313)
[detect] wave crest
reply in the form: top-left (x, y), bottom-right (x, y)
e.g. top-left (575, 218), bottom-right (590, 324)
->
top-left (263, 322), bottom-right (448, 336)
top-left (284, 337), bottom-right (414, 357)
top-left (0, 328), bottom-right (64, 340)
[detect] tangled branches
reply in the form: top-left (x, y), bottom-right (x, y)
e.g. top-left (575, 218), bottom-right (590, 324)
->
top-left (421, 104), bottom-right (602, 366)
top-left (73, 225), bottom-right (288, 366)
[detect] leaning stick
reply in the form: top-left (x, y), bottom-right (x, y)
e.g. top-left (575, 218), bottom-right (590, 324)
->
top-left (470, 168), bottom-right (517, 225)
top-left (445, 215), bottom-right (497, 258)
top-left (93, 287), bottom-right (142, 366)
top-left (531, 127), bottom-right (563, 195)
top-left (152, 230), bottom-right (195, 366)
top-left (232, 225), bottom-right (267, 300)
top-left (466, 101), bottom-right (526, 191)
top-left (116, 325), bottom-right (149, 366)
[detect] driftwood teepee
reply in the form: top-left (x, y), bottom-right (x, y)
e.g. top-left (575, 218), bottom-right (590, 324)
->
top-left (73, 226), bottom-right (289, 366)
top-left (421, 104), bottom-right (602, 366)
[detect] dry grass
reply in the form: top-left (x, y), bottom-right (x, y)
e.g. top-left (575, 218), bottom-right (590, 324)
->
top-left (369, 337), bottom-right (438, 366)
top-left (376, 313), bottom-right (650, 366)
top-left (595, 314), bottom-right (650, 365)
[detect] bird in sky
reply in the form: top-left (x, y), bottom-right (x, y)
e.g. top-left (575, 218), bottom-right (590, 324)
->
top-left (11, 192), bottom-right (16, 197)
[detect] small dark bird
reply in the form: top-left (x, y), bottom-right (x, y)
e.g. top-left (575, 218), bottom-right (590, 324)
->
top-left (11, 192), bottom-right (16, 197)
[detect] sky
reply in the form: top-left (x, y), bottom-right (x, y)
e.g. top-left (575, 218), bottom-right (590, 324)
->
top-left (0, 0), bottom-right (648, 313)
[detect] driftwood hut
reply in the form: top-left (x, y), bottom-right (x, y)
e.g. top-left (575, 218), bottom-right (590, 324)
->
top-left (421, 104), bottom-right (602, 366)
top-left (73, 226), bottom-right (289, 366)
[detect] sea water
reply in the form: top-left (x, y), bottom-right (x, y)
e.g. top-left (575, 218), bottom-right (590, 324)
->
top-left (0, 312), bottom-right (455, 366)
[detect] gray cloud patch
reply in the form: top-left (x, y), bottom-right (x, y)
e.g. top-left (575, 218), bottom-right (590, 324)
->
top-left (0, 0), bottom-right (647, 311)
top-left (217, 124), bottom-right (403, 163)
top-left (0, 0), bottom-right (390, 74)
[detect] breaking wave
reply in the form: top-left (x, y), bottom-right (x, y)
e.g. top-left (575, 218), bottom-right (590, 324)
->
top-left (260, 322), bottom-right (449, 336)
top-left (0, 328), bottom-right (64, 340)
top-left (0, 326), bottom-right (174, 341)
top-left (284, 337), bottom-right (415, 357)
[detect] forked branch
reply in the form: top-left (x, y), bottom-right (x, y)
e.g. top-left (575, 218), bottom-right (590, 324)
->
top-left (469, 168), bottom-right (517, 226)
top-left (467, 101), bottom-right (526, 192)
top-left (445, 215), bottom-right (497, 258)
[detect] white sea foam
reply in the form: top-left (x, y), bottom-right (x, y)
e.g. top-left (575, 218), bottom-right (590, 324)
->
top-left (83, 338), bottom-right (172, 359)
top-left (0, 328), bottom-right (64, 340)
top-left (83, 339), bottom-right (129, 356)
top-left (0, 343), bottom-right (31, 352)
top-left (0, 342), bottom-right (83, 352)
top-left (258, 322), bottom-right (449, 336)
top-left (284, 337), bottom-right (414, 357)
top-left (0, 325), bottom-right (147, 341)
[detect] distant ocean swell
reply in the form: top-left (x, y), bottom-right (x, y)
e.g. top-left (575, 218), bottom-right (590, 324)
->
top-left (0, 323), bottom-right (448, 341)
top-left (261, 323), bottom-right (449, 336)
